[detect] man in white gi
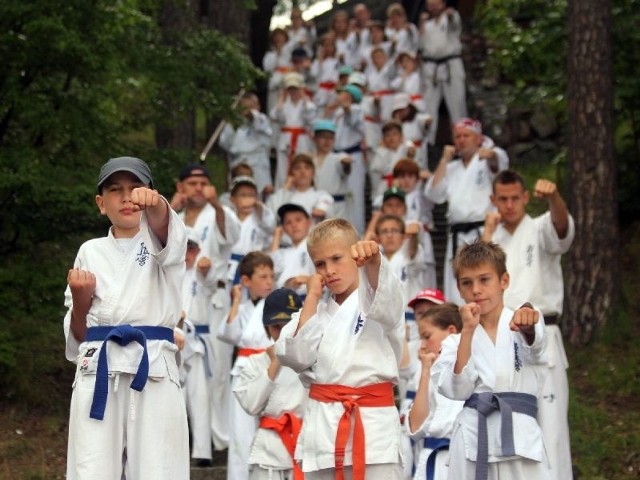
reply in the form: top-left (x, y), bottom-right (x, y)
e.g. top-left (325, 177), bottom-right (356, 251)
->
top-left (418, 0), bottom-right (468, 145)
top-left (171, 163), bottom-right (241, 452)
top-left (64, 156), bottom-right (189, 479)
top-left (483, 170), bottom-right (575, 480)
top-left (424, 118), bottom-right (508, 305)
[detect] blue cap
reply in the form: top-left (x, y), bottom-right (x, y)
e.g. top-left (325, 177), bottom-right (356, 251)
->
top-left (263, 288), bottom-right (303, 326)
top-left (313, 119), bottom-right (337, 133)
top-left (338, 65), bottom-right (353, 76)
top-left (339, 84), bottom-right (363, 103)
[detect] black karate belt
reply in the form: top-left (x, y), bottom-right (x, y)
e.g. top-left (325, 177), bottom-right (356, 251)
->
top-left (450, 221), bottom-right (485, 257)
top-left (334, 143), bottom-right (361, 155)
top-left (544, 315), bottom-right (559, 325)
top-left (464, 392), bottom-right (538, 480)
top-left (421, 54), bottom-right (462, 64)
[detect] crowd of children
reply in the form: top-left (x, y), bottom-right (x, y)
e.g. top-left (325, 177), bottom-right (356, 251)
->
top-left (61, 2), bottom-right (577, 480)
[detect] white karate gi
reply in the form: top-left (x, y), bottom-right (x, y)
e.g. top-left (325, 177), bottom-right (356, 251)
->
top-left (391, 70), bottom-right (426, 112)
top-left (492, 212), bottom-right (576, 480)
top-left (419, 11), bottom-right (468, 144)
top-left (360, 41), bottom-right (392, 73)
top-left (385, 24), bottom-right (419, 60)
top-left (400, 114), bottom-right (433, 169)
top-left (333, 104), bottom-right (366, 234)
top-left (219, 111), bottom-right (274, 193)
top-left (275, 257), bottom-right (405, 475)
top-left (405, 189), bottom-right (437, 288)
top-left (369, 142), bottom-right (413, 199)
top-left (179, 203), bottom-right (241, 449)
top-left (180, 262), bottom-right (218, 461)
top-left (438, 307), bottom-right (551, 480)
top-left (365, 62), bottom-right (397, 121)
top-left (287, 25), bottom-right (316, 57)
top-left (263, 47), bottom-right (293, 117)
top-left (218, 298), bottom-right (273, 480)
top-left (312, 150), bottom-right (351, 220)
top-left (271, 239), bottom-right (316, 298)
top-left (270, 98), bottom-right (318, 188)
top-left (64, 206), bottom-right (189, 480)
top-left (404, 362), bottom-right (464, 480)
top-left (424, 151), bottom-right (508, 305)
top-left (267, 187), bottom-right (334, 221)
top-left (234, 351), bottom-right (308, 479)
top-left (310, 57), bottom-right (340, 111)
top-left (228, 209), bottom-right (277, 285)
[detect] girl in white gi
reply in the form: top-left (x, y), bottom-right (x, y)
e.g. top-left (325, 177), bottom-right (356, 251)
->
top-left (267, 153), bottom-right (335, 222)
top-left (227, 176), bottom-right (277, 285)
top-left (271, 203), bottom-right (316, 298)
top-left (359, 21), bottom-right (391, 73)
top-left (217, 252), bottom-right (276, 480)
top-left (438, 240), bottom-right (550, 480)
top-left (311, 119), bottom-right (352, 221)
top-left (276, 219), bottom-right (406, 480)
top-left (405, 303), bottom-right (464, 480)
top-left (219, 92), bottom-right (274, 196)
top-left (392, 93), bottom-right (432, 170)
top-left (332, 84), bottom-right (367, 234)
top-left (64, 156), bottom-right (189, 480)
top-left (365, 46), bottom-right (397, 122)
top-left (391, 51), bottom-right (426, 112)
top-left (264, 27), bottom-right (293, 116)
top-left (369, 121), bottom-right (415, 200)
top-left (234, 288), bottom-right (307, 480)
top-left (311, 33), bottom-right (341, 115)
top-left (179, 230), bottom-right (217, 466)
top-left (270, 72), bottom-right (318, 189)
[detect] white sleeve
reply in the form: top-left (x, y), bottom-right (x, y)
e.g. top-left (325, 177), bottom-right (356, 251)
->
top-left (275, 311), bottom-right (324, 373)
top-left (232, 354), bottom-right (276, 416)
top-left (437, 334), bottom-right (478, 401)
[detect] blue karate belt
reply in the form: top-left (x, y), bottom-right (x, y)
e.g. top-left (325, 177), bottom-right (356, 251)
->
top-left (405, 311), bottom-right (416, 321)
top-left (85, 325), bottom-right (174, 421)
top-left (193, 325), bottom-right (213, 378)
top-left (332, 194), bottom-right (346, 202)
top-left (423, 437), bottom-right (450, 480)
top-left (405, 389), bottom-right (416, 401)
top-left (230, 252), bottom-right (244, 285)
top-left (334, 143), bottom-right (361, 155)
top-left (463, 392), bottom-right (538, 480)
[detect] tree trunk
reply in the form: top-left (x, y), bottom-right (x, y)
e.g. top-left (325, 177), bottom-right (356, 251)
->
top-left (155, 0), bottom-right (198, 150)
top-left (565, 0), bottom-right (617, 345)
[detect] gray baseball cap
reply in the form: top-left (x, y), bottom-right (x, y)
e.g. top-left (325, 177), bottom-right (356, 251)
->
top-left (97, 156), bottom-right (153, 189)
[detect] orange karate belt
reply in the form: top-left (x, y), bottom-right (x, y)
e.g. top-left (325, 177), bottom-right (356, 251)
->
top-left (308, 382), bottom-right (395, 480)
top-left (410, 94), bottom-right (423, 102)
top-left (275, 66), bottom-right (290, 74)
top-left (260, 413), bottom-right (304, 479)
top-left (318, 81), bottom-right (337, 90)
top-left (282, 126), bottom-right (308, 163)
top-left (372, 89), bottom-right (395, 97)
top-left (237, 348), bottom-right (266, 357)
top-left (382, 173), bottom-right (395, 188)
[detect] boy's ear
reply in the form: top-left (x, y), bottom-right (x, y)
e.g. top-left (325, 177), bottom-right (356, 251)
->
top-left (501, 271), bottom-right (510, 290)
top-left (95, 195), bottom-right (106, 215)
top-left (490, 193), bottom-right (497, 206)
top-left (240, 274), bottom-right (252, 289)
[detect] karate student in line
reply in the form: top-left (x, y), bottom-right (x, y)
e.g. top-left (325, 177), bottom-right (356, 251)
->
top-left (276, 218), bottom-right (406, 479)
top-left (437, 240), bottom-right (550, 480)
top-left (179, 229), bottom-right (217, 466)
top-left (405, 303), bottom-right (464, 480)
top-left (217, 252), bottom-right (276, 480)
top-left (64, 156), bottom-right (189, 479)
top-left (234, 288), bottom-right (307, 480)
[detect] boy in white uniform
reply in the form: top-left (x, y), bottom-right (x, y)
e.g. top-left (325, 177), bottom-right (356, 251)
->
top-left (234, 288), bottom-right (307, 480)
top-left (64, 156), bottom-right (189, 479)
top-left (171, 163), bottom-right (241, 451)
top-left (219, 92), bottom-right (274, 196)
top-left (271, 203), bottom-right (316, 298)
top-left (483, 170), bottom-right (575, 480)
top-left (227, 176), bottom-right (277, 285)
top-left (270, 72), bottom-right (318, 188)
top-left (438, 240), bottom-right (550, 479)
top-left (217, 252), bottom-right (276, 480)
top-left (179, 230), bottom-right (216, 466)
top-left (424, 118), bottom-right (508, 305)
top-left (276, 219), bottom-right (405, 479)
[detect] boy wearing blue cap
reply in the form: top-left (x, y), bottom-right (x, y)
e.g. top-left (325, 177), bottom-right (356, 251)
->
top-left (311, 119), bottom-right (352, 221)
top-left (234, 288), bottom-right (307, 480)
top-left (64, 156), bottom-right (189, 479)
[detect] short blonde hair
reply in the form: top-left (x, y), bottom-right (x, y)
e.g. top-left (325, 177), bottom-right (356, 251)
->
top-left (307, 218), bottom-right (359, 251)
top-left (453, 240), bottom-right (507, 279)
top-left (387, 2), bottom-right (406, 17)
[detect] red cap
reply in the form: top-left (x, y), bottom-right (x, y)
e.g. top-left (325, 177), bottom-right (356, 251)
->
top-left (407, 288), bottom-right (446, 308)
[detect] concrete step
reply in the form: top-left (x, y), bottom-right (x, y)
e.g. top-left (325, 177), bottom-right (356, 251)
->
top-left (190, 466), bottom-right (226, 480)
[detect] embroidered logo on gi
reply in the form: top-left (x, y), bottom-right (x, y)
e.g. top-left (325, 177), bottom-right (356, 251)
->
top-left (135, 242), bottom-right (149, 266)
top-left (354, 314), bottom-right (364, 334)
top-left (543, 394), bottom-right (556, 403)
top-left (201, 226), bottom-right (209, 243)
top-left (191, 280), bottom-right (197, 297)
top-left (84, 348), bottom-right (97, 358)
top-left (80, 358), bottom-right (90, 372)
top-left (514, 342), bottom-right (522, 372)
top-left (401, 266), bottom-right (408, 282)
top-left (476, 169), bottom-right (484, 186)
top-left (526, 245), bottom-right (534, 267)
top-left (301, 252), bottom-right (306, 268)
top-left (251, 228), bottom-right (257, 243)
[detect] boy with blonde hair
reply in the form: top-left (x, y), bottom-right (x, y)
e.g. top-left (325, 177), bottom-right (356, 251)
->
top-left (437, 240), bottom-right (550, 480)
top-left (276, 218), bottom-right (405, 479)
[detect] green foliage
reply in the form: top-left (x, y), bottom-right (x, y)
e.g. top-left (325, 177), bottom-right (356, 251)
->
top-left (0, 0), bottom-right (260, 405)
top-left (478, 0), bottom-right (640, 223)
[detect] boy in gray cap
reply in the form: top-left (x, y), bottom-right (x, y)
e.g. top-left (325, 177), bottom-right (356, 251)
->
top-left (63, 156), bottom-right (189, 479)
